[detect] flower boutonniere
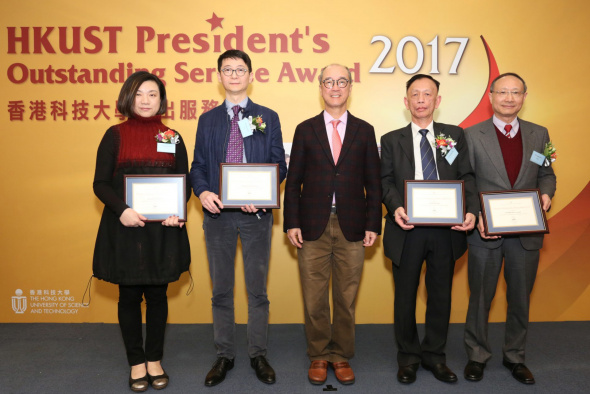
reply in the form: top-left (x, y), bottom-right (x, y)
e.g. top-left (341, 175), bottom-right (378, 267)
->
top-left (154, 129), bottom-right (180, 144)
top-left (249, 115), bottom-right (266, 134)
top-left (543, 141), bottom-right (557, 167)
top-left (434, 133), bottom-right (456, 157)
top-left (155, 129), bottom-right (179, 153)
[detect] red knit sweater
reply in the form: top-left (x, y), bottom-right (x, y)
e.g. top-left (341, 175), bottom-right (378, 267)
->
top-left (495, 126), bottom-right (522, 187)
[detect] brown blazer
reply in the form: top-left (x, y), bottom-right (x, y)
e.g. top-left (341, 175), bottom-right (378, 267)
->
top-left (283, 111), bottom-right (382, 242)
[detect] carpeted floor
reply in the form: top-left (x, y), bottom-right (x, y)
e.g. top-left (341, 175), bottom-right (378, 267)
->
top-left (1, 322), bottom-right (589, 393)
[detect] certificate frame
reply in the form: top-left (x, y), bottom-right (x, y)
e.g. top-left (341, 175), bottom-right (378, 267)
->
top-left (480, 189), bottom-right (548, 236)
top-left (124, 174), bottom-right (187, 222)
top-left (219, 163), bottom-right (280, 208)
top-left (404, 180), bottom-right (465, 226)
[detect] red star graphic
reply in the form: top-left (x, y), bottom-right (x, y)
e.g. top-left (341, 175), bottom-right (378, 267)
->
top-left (206, 13), bottom-right (224, 31)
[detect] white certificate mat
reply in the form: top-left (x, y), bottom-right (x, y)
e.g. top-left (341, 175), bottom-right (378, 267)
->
top-left (488, 196), bottom-right (538, 228)
top-left (227, 171), bottom-right (271, 201)
top-left (412, 187), bottom-right (458, 219)
top-left (132, 183), bottom-right (179, 214)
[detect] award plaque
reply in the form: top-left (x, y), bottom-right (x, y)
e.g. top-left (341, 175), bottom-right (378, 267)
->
top-left (405, 180), bottom-right (465, 226)
top-left (219, 163), bottom-right (280, 208)
top-left (480, 189), bottom-right (548, 236)
top-left (124, 174), bottom-right (187, 222)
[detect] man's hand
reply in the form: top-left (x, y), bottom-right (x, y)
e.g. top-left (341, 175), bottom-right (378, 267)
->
top-left (477, 211), bottom-right (500, 239)
top-left (287, 228), bottom-right (303, 248)
top-left (452, 212), bottom-right (476, 232)
top-left (363, 231), bottom-right (378, 247)
top-left (542, 194), bottom-right (552, 211)
top-left (199, 191), bottom-right (223, 214)
top-left (120, 208), bottom-right (147, 227)
top-left (162, 215), bottom-right (184, 228)
top-left (241, 204), bottom-right (267, 214)
top-left (394, 207), bottom-right (414, 230)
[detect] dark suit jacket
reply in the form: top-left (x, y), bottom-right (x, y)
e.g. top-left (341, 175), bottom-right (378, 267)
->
top-left (283, 111), bottom-right (382, 242)
top-left (190, 99), bottom-right (287, 200)
top-left (465, 117), bottom-right (556, 250)
top-left (381, 122), bottom-right (479, 266)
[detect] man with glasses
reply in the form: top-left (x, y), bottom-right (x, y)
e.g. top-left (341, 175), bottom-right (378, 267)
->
top-left (190, 49), bottom-right (287, 386)
top-left (284, 64), bottom-right (381, 386)
top-left (463, 73), bottom-right (556, 384)
top-left (381, 74), bottom-right (478, 385)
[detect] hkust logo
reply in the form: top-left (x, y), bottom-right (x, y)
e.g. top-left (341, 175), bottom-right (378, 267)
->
top-left (12, 289), bottom-right (27, 314)
top-left (11, 288), bottom-right (87, 315)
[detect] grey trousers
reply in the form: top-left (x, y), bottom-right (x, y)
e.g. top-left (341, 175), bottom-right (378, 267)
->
top-left (464, 238), bottom-right (539, 364)
top-left (203, 210), bottom-right (273, 359)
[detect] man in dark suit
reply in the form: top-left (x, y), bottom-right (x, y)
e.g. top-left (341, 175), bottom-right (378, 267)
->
top-left (190, 50), bottom-right (287, 386)
top-left (284, 64), bottom-right (382, 386)
top-left (463, 73), bottom-right (556, 384)
top-left (381, 74), bottom-right (478, 384)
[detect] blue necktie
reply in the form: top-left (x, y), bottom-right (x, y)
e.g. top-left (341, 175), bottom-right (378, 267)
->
top-left (419, 129), bottom-right (438, 180)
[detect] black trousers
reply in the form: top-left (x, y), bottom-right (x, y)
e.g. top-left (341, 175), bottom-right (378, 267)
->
top-left (392, 227), bottom-right (455, 367)
top-left (118, 284), bottom-right (168, 366)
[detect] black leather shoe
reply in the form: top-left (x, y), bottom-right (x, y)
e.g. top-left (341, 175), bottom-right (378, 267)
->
top-left (148, 370), bottom-right (169, 390)
top-left (464, 360), bottom-right (485, 381)
top-left (503, 359), bottom-right (535, 384)
top-left (129, 371), bottom-right (149, 392)
top-left (250, 355), bottom-right (276, 384)
top-left (422, 362), bottom-right (458, 383)
top-left (204, 357), bottom-right (234, 387)
top-left (397, 363), bottom-right (419, 384)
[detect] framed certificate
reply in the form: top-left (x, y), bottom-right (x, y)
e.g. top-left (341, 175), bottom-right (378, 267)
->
top-left (219, 163), bottom-right (280, 208)
top-left (405, 180), bottom-right (465, 226)
top-left (480, 189), bottom-right (548, 236)
top-left (124, 175), bottom-right (187, 222)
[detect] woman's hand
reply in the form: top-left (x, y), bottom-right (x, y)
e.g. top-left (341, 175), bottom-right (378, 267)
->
top-left (120, 208), bottom-right (147, 227)
top-left (162, 215), bottom-right (184, 228)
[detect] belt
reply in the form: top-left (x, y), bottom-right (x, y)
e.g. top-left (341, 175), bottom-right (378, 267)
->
top-left (331, 205), bottom-right (337, 214)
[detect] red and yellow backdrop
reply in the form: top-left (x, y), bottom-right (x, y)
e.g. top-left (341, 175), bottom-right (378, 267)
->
top-left (2, 0), bottom-right (589, 323)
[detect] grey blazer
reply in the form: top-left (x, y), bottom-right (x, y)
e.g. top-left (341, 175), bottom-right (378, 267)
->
top-left (465, 117), bottom-right (556, 250)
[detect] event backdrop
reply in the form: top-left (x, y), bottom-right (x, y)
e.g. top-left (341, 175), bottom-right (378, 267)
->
top-left (2, 0), bottom-right (589, 324)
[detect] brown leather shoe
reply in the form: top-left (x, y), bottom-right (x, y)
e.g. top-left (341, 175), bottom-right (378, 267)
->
top-left (331, 361), bottom-right (355, 385)
top-left (308, 360), bottom-right (328, 385)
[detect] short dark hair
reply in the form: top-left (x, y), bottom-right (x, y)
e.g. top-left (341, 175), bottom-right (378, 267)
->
top-left (406, 74), bottom-right (440, 92)
top-left (217, 50), bottom-right (252, 72)
top-left (117, 71), bottom-right (167, 118)
top-left (490, 72), bottom-right (527, 93)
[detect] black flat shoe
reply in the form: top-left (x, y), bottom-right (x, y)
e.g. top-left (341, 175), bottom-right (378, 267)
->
top-left (464, 360), bottom-right (485, 381)
top-left (204, 357), bottom-right (234, 386)
top-left (148, 369), bottom-right (169, 390)
top-left (503, 359), bottom-right (535, 384)
top-left (422, 362), bottom-right (458, 383)
top-left (397, 363), bottom-right (419, 384)
top-left (250, 355), bottom-right (276, 384)
top-left (129, 371), bottom-right (149, 392)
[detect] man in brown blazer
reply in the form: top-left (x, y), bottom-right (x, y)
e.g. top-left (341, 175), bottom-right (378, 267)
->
top-left (283, 64), bottom-right (382, 386)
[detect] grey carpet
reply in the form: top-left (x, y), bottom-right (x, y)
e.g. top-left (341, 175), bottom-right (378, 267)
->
top-left (1, 322), bottom-right (589, 393)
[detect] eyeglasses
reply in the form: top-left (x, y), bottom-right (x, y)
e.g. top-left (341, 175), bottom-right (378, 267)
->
top-left (221, 68), bottom-right (248, 77)
top-left (492, 91), bottom-right (524, 98)
top-left (321, 78), bottom-right (349, 89)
